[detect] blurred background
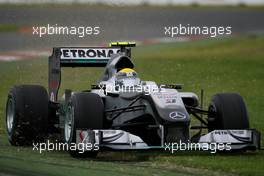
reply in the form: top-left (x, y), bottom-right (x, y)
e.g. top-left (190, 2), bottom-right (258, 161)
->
top-left (0, 0), bottom-right (263, 60)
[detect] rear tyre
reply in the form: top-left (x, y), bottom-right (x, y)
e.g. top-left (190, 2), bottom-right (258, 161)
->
top-left (208, 93), bottom-right (249, 131)
top-left (64, 92), bottom-right (104, 158)
top-left (6, 85), bottom-right (49, 146)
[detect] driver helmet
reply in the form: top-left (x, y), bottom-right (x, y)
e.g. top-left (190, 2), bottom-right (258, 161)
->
top-left (115, 68), bottom-right (140, 87)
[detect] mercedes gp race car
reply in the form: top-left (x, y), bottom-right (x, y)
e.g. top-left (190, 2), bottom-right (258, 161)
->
top-left (6, 42), bottom-right (261, 157)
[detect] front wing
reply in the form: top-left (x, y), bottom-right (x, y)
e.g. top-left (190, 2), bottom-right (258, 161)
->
top-left (76, 129), bottom-right (260, 152)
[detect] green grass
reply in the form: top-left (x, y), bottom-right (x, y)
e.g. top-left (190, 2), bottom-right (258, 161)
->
top-left (0, 35), bottom-right (264, 175)
top-left (0, 24), bottom-right (20, 32)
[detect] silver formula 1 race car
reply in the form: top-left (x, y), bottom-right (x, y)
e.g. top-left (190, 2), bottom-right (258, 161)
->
top-left (6, 42), bottom-right (260, 157)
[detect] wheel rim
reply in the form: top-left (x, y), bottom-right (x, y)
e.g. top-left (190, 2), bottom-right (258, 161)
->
top-left (208, 104), bottom-right (217, 119)
top-left (65, 105), bottom-right (74, 142)
top-left (6, 98), bottom-right (15, 133)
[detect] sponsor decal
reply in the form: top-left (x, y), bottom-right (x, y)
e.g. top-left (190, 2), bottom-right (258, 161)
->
top-left (156, 92), bottom-right (177, 99)
top-left (60, 48), bottom-right (120, 59)
top-left (50, 92), bottom-right (55, 102)
top-left (165, 98), bottom-right (176, 104)
top-left (214, 131), bottom-right (228, 135)
top-left (169, 111), bottom-right (186, 120)
top-left (230, 130), bottom-right (245, 135)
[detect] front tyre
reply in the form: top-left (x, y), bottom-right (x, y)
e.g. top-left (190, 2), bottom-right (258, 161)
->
top-left (208, 93), bottom-right (249, 131)
top-left (64, 92), bottom-right (104, 158)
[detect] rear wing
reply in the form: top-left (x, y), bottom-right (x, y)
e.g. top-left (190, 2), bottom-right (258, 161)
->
top-left (48, 42), bottom-right (136, 102)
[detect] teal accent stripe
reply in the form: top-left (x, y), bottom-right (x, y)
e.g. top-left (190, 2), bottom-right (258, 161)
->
top-left (61, 59), bottom-right (109, 63)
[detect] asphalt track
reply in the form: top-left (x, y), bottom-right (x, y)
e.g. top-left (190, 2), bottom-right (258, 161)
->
top-left (0, 6), bottom-right (264, 52)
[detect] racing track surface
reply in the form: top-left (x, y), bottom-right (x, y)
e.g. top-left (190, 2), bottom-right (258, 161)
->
top-left (0, 6), bottom-right (264, 52)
